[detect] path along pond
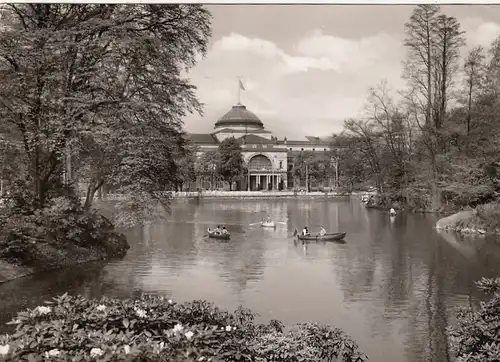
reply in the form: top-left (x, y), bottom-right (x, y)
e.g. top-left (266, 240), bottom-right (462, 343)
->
top-left (1, 198), bottom-right (500, 362)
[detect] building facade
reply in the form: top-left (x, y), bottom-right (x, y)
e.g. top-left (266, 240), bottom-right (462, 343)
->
top-left (189, 102), bottom-right (335, 191)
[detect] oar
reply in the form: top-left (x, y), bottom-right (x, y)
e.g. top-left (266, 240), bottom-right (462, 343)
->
top-left (276, 221), bottom-right (287, 224)
top-left (249, 222), bottom-right (261, 226)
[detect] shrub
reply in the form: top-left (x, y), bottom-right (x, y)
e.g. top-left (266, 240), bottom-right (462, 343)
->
top-left (474, 203), bottom-right (500, 231)
top-left (448, 277), bottom-right (500, 361)
top-left (0, 194), bottom-right (129, 268)
top-left (0, 294), bottom-right (367, 362)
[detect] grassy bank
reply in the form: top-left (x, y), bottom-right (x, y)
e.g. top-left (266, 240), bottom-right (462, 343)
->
top-left (436, 202), bottom-right (500, 236)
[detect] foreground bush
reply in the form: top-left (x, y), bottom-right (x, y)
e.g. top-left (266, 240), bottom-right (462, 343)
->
top-left (448, 277), bottom-right (500, 361)
top-left (0, 186), bottom-right (129, 270)
top-left (0, 294), bottom-right (367, 362)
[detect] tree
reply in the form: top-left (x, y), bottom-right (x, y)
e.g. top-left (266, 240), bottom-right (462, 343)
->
top-left (0, 4), bottom-right (212, 217)
top-left (292, 151), bottom-right (330, 191)
top-left (342, 119), bottom-right (385, 192)
top-left (217, 137), bottom-right (244, 191)
top-left (403, 4), bottom-right (440, 127)
top-left (462, 46), bottom-right (485, 137)
top-left (402, 5), bottom-right (465, 210)
top-left (196, 150), bottom-right (221, 190)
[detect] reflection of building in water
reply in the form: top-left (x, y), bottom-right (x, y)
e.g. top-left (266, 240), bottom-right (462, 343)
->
top-left (215, 238), bottom-right (267, 296)
top-left (188, 101), bottom-right (341, 191)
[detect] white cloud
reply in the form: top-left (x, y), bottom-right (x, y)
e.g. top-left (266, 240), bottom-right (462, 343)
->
top-left (462, 17), bottom-right (500, 49)
top-left (296, 29), bottom-right (403, 73)
top-left (184, 16), bottom-right (500, 139)
top-left (213, 32), bottom-right (339, 74)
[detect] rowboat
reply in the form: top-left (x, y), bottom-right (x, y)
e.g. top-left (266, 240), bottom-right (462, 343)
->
top-left (207, 228), bottom-right (230, 240)
top-left (260, 221), bottom-right (276, 228)
top-left (296, 232), bottom-right (347, 242)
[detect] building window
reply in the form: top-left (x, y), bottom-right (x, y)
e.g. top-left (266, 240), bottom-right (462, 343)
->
top-left (312, 148), bottom-right (315, 151)
top-left (324, 148), bottom-right (327, 151)
top-left (279, 161), bottom-right (283, 169)
top-left (248, 155), bottom-right (272, 169)
top-left (289, 148), bottom-right (292, 151)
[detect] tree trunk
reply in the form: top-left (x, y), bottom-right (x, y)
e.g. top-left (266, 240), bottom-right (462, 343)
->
top-left (84, 179), bottom-right (104, 211)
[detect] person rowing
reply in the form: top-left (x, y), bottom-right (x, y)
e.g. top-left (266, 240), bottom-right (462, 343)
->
top-left (318, 226), bottom-right (327, 236)
top-left (302, 226), bottom-right (310, 236)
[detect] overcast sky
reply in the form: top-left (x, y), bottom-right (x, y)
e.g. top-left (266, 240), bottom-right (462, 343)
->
top-left (184, 4), bottom-right (500, 139)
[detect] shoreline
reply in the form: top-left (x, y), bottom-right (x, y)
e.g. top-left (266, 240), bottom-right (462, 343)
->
top-left (0, 243), bottom-right (127, 285)
top-left (105, 190), bottom-right (364, 201)
top-left (435, 209), bottom-right (500, 236)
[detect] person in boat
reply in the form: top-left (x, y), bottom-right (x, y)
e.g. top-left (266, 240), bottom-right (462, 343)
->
top-left (221, 226), bottom-right (228, 234)
top-left (389, 208), bottom-right (396, 215)
top-left (266, 215), bottom-right (272, 223)
top-left (319, 226), bottom-right (327, 236)
top-left (302, 226), bottom-right (310, 236)
top-left (213, 225), bottom-right (221, 234)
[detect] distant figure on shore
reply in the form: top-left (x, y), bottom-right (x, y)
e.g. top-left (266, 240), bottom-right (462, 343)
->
top-left (389, 208), bottom-right (396, 216)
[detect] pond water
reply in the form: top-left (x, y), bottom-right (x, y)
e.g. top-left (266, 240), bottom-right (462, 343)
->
top-left (1, 198), bottom-right (500, 362)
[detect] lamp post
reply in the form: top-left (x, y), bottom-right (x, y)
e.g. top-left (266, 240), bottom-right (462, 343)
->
top-left (330, 156), bottom-right (339, 189)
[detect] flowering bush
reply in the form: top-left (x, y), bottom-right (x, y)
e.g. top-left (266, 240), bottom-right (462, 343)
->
top-left (0, 294), bottom-right (367, 362)
top-left (448, 277), bottom-right (500, 361)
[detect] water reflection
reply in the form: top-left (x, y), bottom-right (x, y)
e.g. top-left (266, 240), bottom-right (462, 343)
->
top-left (1, 199), bottom-right (500, 362)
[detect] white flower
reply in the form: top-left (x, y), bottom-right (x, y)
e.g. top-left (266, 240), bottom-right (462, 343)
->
top-left (90, 348), bottom-right (104, 358)
top-left (168, 299), bottom-right (173, 304)
top-left (123, 345), bottom-right (130, 354)
top-left (44, 349), bottom-right (60, 357)
top-left (34, 306), bottom-right (51, 315)
top-left (159, 341), bottom-right (164, 350)
top-left (199, 357), bottom-right (205, 361)
top-left (96, 305), bottom-right (106, 312)
top-left (185, 331), bottom-right (194, 340)
top-left (134, 307), bottom-right (147, 318)
top-left (173, 323), bottom-right (184, 333)
top-left (0, 345), bottom-right (10, 355)
top-left (225, 325), bottom-right (232, 332)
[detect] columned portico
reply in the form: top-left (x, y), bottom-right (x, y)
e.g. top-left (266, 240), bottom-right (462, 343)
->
top-left (247, 173), bottom-right (286, 191)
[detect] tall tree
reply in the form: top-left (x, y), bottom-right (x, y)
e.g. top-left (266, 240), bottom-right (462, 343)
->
top-left (432, 14), bottom-right (465, 130)
top-left (217, 137), bottom-right (244, 191)
top-left (462, 46), bottom-right (485, 137)
top-left (0, 4), bottom-right (212, 216)
top-left (403, 5), bottom-right (465, 210)
top-left (403, 4), bottom-right (440, 127)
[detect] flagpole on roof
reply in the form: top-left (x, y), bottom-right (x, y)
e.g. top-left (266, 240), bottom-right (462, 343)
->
top-left (237, 76), bottom-right (241, 105)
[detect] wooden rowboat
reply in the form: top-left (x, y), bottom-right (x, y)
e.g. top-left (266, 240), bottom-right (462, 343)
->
top-left (296, 232), bottom-right (347, 242)
top-left (207, 229), bottom-right (230, 240)
top-left (260, 221), bottom-right (276, 228)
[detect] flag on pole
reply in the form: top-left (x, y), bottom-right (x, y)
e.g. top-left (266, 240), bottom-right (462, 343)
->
top-left (239, 79), bottom-right (246, 91)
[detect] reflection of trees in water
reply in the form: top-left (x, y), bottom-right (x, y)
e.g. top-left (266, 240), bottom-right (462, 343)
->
top-left (331, 212), bottom-right (472, 362)
top-left (0, 263), bottom-right (114, 333)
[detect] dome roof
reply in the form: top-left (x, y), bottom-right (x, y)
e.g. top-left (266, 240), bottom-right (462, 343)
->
top-left (214, 103), bottom-right (264, 129)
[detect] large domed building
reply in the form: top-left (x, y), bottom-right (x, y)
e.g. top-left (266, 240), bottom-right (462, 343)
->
top-left (189, 102), bottom-right (334, 191)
